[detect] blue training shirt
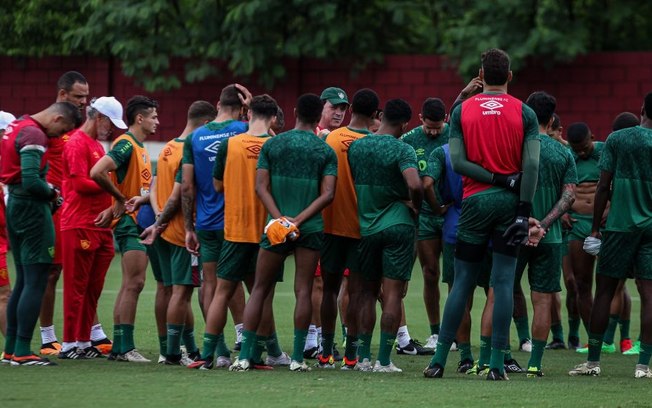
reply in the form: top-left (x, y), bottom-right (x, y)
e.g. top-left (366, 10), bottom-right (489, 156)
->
top-left (183, 120), bottom-right (248, 230)
top-left (440, 144), bottom-right (463, 245)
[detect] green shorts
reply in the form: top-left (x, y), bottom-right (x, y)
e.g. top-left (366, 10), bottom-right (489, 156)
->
top-left (457, 189), bottom-right (518, 246)
top-left (155, 238), bottom-right (194, 286)
top-left (417, 214), bottom-right (443, 241)
top-left (568, 212), bottom-right (594, 242)
top-left (598, 230), bottom-right (652, 280)
top-left (515, 244), bottom-right (562, 293)
top-left (6, 197), bottom-right (55, 265)
top-left (442, 242), bottom-right (490, 288)
top-left (358, 224), bottom-right (415, 282)
top-left (197, 229), bottom-right (224, 263)
top-left (260, 231), bottom-right (323, 255)
top-left (320, 234), bottom-right (360, 275)
top-left (113, 215), bottom-right (147, 254)
top-left (148, 236), bottom-right (165, 284)
top-left (218, 240), bottom-right (284, 282)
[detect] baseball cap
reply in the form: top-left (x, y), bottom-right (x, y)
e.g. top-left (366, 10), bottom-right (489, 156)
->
top-left (320, 87), bottom-right (349, 106)
top-left (0, 111), bottom-right (16, 130)
top-left (91, 96), bottom-right (127, 129)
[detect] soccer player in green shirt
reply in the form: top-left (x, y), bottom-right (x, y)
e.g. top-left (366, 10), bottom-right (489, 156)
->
top-left (517, 91), bottom-right (577, 377)
top-left (569, 92), bottom-right (652, 378)
top-left (400, 98), bottom-right (449, 353)
top-left (229, 94), bottom-right (337, 372)
top-left (348, 99), bottom-right (423, 372)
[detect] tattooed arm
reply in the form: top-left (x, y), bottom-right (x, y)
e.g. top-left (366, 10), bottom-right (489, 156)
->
top-left (540, 183), bottom-right (576, 231)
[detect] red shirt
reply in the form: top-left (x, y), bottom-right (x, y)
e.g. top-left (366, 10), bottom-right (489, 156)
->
top-left (459, 93), bottom-right (525, 198)
top-left (60, 129), bottom-right (111, 230)
top-left (0, 115), bottom-right (49, 185)
top-left (45, 135), bottom-right (69, 187)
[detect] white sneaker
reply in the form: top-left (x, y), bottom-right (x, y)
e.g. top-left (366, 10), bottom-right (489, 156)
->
top-left (265, 352), bottom-right (291, 366)
top-left (216, 356), bottom-right (231, 368)
top-left (157, 354), bottom-right (166, 364)
top-left (354, 358), bottom-right (373, 372)
top-left (520, 339), bottom-right (533, 353)
top-left (568, 362), bottom-right (601, 376)
top-left (289, 360), bottom-right (311, 372)
top-left (450, 341), bottom-right (458, 352)
top-left (123, 349), bottom-right (151, 363)
top-left (635, 364), bottom-right (652, 378)
top-left (179, 355), bottom-right (194, 367)
top-left (425, 334), bottom-right (438, 351)
top-left (229, 358), bottom-right (250, 371)
top-left (373, 360), bottom-right (403, 373)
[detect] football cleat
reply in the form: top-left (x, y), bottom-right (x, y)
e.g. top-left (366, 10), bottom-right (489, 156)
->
top-left (423, 364), bottom-right (444, 378)
top-left (457, 358), bottom-right (474, 373)
top-left (91, 338), bottom-right (113, 355)
top-left (332, 344), bottom-right (343, 362)
top-left (373, 360), bottom-right (402, 373)
top-left (58, 348), bottom-right (84, 360)
top-left (11, 354), bottom-right (58, 366)
top-left (216, 355), bottom-right (232, 368)
top-left (504, 358), bottom-right (523, 373)
top-left (0, 353), bottom-right (13, 364)
top-left (568, 362), bottom-right (601, 376)
top-left (621, 339), bottom-right (633, 353)
top-left (188, 358), bottom-right (213, 370)
top-left (624, 341), bottom-right (641, 356)
top-left (567, 336), bottom-right (581, 350)
top-left (229, 358), bottom-right (251, 371)
top-left (545, 338), bottom-right (566, 350)
top-left (486, 368), bottom-right (509, 381)
top-left (289, 360), bottom-right (311, 372)
top-left (316, 354), bottom-right (335, 369)
top-left (526, 366), bottom-right (544, 378)
top-left (519, 339), bottom-right (533, 352)
top-left (340, 356), bottom-right (358, 371)
top-left (123, 349), bottom-right (151, 363)
top-left (396, 339), bottom-right (433, 355)
top-left (265, 352), bottom-right (291, 366)
top-left (40, 341), bottom-right (62, 356)
top-left (466, 363), bottom-right (490, 376)
top-left (634, 364), bottom-right (652, 379)
top-left (157, 354), bottom-right (166, 364)
top-left (80, 346), bottom-right (105, 359)
top-left (303, 346), bottom-right (319, 360)
top-left (424, 334), bottom-right (438, 351)
top-left (354, 358), bottom-right (373, 372)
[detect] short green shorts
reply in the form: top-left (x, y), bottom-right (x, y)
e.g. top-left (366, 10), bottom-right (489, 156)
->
top-left (515, 243), bottom-right (562, 293)
top-left (320, 234), bottom-right (360, 275)
top-left (568, 212), bottom-right (594, 242)
top-left (598, 230), bottom-right (652, 280)
top-left (218, 240), bottom-right (284, 282)
top-left (197, 229), bottom-right (224, 263)
top-left (260, 231), bottom-right (323, 255)
top-left (358, 224), bottom-right (415, 281)
top-left (417, 214), bottom-right (443, 241)
top-left (113, 215), bottom-right (147, 254)
top-left (6, 197), bottom-right (55, 265)
top-left (457, 189), bottom-right (518, 245)
top-left (148, 236), bottom-right (165, 284)
top-left (155, 238), bottom-right (194, 286)
top-left (442, 242), bottom-right (490, 288)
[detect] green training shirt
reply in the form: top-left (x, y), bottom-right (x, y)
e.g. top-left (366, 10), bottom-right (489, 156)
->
top-left (599, 126), bottom-right (652, 232)
top-left (532, 135), bottom-right (578, 244)
top-left (571, 141), bottom-right (604, 184)
top-left (257, 129), bottom-right (338, 234)
top-left (401, 124), bottom-right (449, 216)
top-left (348, 134), bottom-right (418, 236)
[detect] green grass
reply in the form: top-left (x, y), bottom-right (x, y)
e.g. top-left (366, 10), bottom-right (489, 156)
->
top-left (0, 254), bottom-right (647, 407)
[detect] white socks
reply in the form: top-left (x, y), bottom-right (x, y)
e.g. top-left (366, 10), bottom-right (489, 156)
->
top-left (40, 325), bottom-right (58, 344)
top-left (397, 325), bottom-right (411, 348)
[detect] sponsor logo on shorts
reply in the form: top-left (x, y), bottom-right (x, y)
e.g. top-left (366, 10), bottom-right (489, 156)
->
top-left (80, 240), bottom-right (91, 250)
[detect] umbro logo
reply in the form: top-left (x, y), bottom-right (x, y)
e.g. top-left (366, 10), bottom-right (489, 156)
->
top-left (245, 145), bottom-right (262, 155)
top-left (141, 168), bottom-right (151, 181)
top-left (341, 139), bottom-right (355, 149)
top-left (480, 100), bottom-right (503, 110)
top-left (163, 147), bottom-right (172, 157)
top-left (204, 140), bottom-right (221, 154)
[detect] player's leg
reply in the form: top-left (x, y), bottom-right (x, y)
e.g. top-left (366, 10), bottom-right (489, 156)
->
top-left (416, 236), bottom-right (442, 347)
top-left (0, 283), bottom-right (9, 337)
top-left (568, 239), bottom-right (595, 338)
top-left (513, 277), bottom-right (531, 352)
top-left (547, 292), bottom-right (566, 349)
top-left (228, 282), bottom-right (245, 350)
top-left (601, 279), bottom-right (625, 353)
top-left (198, 278), bottom-right (238, 367)
top-left (2, 263), bottom-right (23, 359)
top-left (196, 230), bottom-right (223, 321)
top-left (0, 235), bottom-right (9, 338)
top-left (150, 238), bottom-right (170, 361)
top-left (117, 248), bottom-right (148, 358)
top-left (39, 210), bottom-right (63, 355)
top-left (342, 267), bottom-right (362, 368)
top-left (291, 245), bottom-right (320, 369)
top-left (338, 273), bottom-right (349, 344)
top-left (619, 283), bottom-right (633, 352)
top-left (318, 234), bottom-right (347, 364)
top-left (304, 271), bottom-right (322, 359)
top-left (634, 279), bottom-right (652, 377)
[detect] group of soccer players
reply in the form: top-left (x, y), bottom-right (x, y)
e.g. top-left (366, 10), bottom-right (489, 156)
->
top-left (1, 48), bottom-right (651, 379)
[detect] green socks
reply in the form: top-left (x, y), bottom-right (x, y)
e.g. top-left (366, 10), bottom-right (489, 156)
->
top-left (429, 338), bottom-right (452, 368)
top-left (588, 332), bottom-right (603, 362)
top-left (15, 336), bottom-right (32, 357)
top-left (344, 334), bottom-right (358, 361)
top-left (182, 327), bottom-right (198, 354)
top-left (251, 335), bottom-right (267, 363)
top-left (490, 347), bottom-right (506, 374)
top-left (166, 324), bottom-right (183, 357)
top-left (265, 333), bottom-right (283, 358)
top-left (201, 333), bottom-right (220, 360)
top-left (568, 317), bottom-right (580, 339)
top-left (358, 333), bottom-right (372, 361)
top-left (478, 335), bottom-right (491, 367)
top-left (514, 316), bottom-right (530, 343)
top-left (551, 323), bottom-right (564, 341)
top-left (602, 314), bottom-right (619, 345)
top-left (322, 332), bottom-right (335, 357)
top-left (238, 330), bottom-right (256, 360)
top-left (430, 324), bottom-right (440, 336)
top-left (158, 335), bottom-right (167, 356)
top-left (619, 319), bottom-right (631, 341)
top-left (122, 324), bottom-right (135, 352)
top-left (113, 325), bottom-right (123, 354)
top-left (637, 342), bottom-right (652, 366)
top-left (3, 334), bottom-right (16, 355)
top-left (291, 329), bottom-right (309, 362)
top-left (458, 342), bottom-right (473, 363)
top-left (527, 339), bottom-right (547, 369)
top-left (378, 332), bottom-right (395, 366)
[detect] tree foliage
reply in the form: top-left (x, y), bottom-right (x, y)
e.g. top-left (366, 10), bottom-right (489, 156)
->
top-left (1, 0), bottom-right (650, 91)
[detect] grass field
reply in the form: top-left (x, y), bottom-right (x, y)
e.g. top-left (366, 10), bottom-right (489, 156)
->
top-left (0, 254), bottom-right (648, 408)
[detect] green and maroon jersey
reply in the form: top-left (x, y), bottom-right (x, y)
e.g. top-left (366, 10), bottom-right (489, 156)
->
top-left (0, 115), bottom-right (49, 185)
top-left (599, 126), bottom-right (652, 232)
top-left (571, 142), bottom-right (604, 184)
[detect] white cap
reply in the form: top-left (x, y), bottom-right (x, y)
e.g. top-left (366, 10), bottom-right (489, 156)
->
top-left (91, 96), bottom-right (127, 129)
top-left (0, 111), bottom-right (16, 130)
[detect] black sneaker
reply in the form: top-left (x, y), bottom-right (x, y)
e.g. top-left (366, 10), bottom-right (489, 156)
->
top-left (396, 339), bottom-right (434, 355)
top-left (504, 358), bottom-right (523, 373)
top-left (423, 363), bottom-right (444, 378)
top-left (58, 348), bottom-right (83, 360)
top-left (80, 346), bottom-right (105, 359)
top-left (486, 368), bottom-right (509, 381)
top-left (233, 342), bottom-right (241, 352)
top-left (188, 350), bottom-right (201, 361)
top-left (568, 336), bottom-right (580, 350)
top-left (303, 346), bottom-right (319, 359)
top-left (457, 358), bottom-right (474, 373)
top-left (545, 338), bottom-right (566, 350)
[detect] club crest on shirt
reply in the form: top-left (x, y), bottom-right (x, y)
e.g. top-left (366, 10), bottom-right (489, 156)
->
top-left (93, 151), bottom-right (100, 159)
top-left (80, 240), bottom-right (91, 250)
